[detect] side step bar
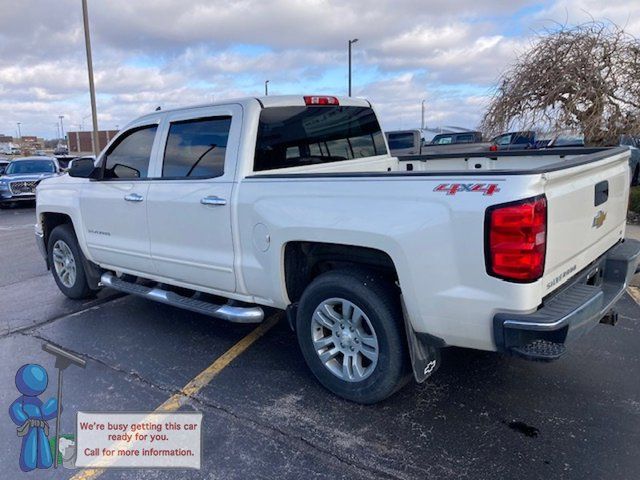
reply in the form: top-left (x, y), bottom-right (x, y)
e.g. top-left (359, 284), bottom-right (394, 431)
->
top-left (100, 273), bottom-right (264, 323)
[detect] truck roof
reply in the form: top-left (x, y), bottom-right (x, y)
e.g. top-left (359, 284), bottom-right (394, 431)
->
top-left (135, 95), bottom-right (372, 122)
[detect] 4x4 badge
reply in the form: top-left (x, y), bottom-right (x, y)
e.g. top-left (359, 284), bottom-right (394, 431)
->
top-left (592, 210), bottom-right (606, 228)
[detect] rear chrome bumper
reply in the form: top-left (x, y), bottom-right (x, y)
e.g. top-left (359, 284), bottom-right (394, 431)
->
top-left (493, 239), bottom-right (640, 360)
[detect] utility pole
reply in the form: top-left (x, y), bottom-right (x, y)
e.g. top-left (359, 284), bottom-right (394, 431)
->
top-left (264, 80), bottom-right (269, 96)
top-left (421, 99), bottom-right (426, 130)
top-left (16, 122), bottom-right (21, 139)
top-left (82, 0), bottom-right (100, 157)
top-left (348, 38), bottom-right (358, 96)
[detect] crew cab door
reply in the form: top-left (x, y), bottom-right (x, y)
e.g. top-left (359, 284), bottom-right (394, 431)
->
top-left (146, 105), bottom-right (241, 293)
top-left (80, 122), bottom-right (160, 274)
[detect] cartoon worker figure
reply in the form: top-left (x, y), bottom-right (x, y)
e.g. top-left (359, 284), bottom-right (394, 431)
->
top-left (9, 364), bottom-right (59, 472)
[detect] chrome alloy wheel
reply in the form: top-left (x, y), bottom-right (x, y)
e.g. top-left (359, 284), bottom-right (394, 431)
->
top-left (311, 297), bottom-right (379, 382)
top-left (52, 239), bottom-right (77, 288)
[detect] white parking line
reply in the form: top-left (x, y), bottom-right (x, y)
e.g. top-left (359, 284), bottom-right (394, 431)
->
top-left (69, 314), bottom-right (280, 480)
top-left (0, 224), bottom-right (33, 230)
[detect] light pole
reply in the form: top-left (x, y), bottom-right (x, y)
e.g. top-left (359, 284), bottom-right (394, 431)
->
top-left (348, 38), bottom-right (358, 96)
top-left (82, 0), bottom-right (100, 157)
top-left (16, 122), bottom-right (21, 139)
top-left (58, 115), bottom-right (65, 141)
top-left (421, 99), bottom-right (426, 130)
top-left (264, 80), bottom-right (269, 96)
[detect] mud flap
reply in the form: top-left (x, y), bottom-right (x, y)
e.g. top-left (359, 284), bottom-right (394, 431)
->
top-left (401, 295), bottom-right (441, 383)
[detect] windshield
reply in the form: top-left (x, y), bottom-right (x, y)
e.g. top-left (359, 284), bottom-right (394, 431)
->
top-left (387, 133), bottom-right (415, 149)
top-left (6, 160), bottom-right (55, 175)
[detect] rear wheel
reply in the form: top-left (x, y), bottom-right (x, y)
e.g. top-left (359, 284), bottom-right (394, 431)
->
top-left (48, 224), bottom-right (93, 299)
top-left (296, 269), bottom-right (409, 404)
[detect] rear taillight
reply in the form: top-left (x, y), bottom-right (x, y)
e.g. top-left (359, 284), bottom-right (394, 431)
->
top-left (304, 96), bottom-right (339, 106)
top-left (489, 144), bottom-right (498, 152)
top-left (485, 195), bottom-right (547, 282)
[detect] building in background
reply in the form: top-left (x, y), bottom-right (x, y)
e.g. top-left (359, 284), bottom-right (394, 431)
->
top-left (67, 130), bottom-right (119, 154)
top-left (0, 134), bottom-right (13, 143)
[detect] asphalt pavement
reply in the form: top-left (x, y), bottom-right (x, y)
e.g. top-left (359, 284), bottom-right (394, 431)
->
top-left (1, 204), bottom-right (640, 479)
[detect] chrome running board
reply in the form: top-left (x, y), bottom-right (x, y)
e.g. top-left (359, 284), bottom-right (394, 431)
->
top-left (100, 272), bottom-right (264, 323)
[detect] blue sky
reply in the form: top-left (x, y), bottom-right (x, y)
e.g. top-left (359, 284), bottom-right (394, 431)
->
top-left (0, 0), bottom-right (639, 139)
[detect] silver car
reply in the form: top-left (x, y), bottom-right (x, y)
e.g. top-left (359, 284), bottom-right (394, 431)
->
top-left (0, 156), bottom-right (61, 208)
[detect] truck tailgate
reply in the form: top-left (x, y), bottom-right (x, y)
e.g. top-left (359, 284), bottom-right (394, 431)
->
top-left (542, 149), bottom-right (630, 295)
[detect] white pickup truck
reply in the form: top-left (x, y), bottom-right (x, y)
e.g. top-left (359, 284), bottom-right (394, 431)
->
top-left (35, 95), bottom-right (640, 403)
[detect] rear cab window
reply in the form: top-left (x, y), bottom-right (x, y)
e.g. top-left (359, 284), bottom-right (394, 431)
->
top-left (387, 133), bottom-right (415, 150)
top-left (254, 106), bottom-right (387, 171)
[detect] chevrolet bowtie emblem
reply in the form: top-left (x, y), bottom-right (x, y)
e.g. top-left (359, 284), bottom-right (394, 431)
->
top-left (592, 210), bottom-right (607, 228)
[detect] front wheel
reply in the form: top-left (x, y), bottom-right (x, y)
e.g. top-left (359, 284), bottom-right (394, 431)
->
top-left (296, 269), bottom-right (409, 404)
top-left (48, 224), bottom-right (93, 299)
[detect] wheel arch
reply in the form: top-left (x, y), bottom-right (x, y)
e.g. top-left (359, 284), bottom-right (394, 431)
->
top-left (283, 241), bottom-right (400, 305)
top-left (41, 211), bottom-right (73, 256)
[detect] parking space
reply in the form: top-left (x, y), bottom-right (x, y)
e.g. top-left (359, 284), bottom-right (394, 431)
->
top-left (2, 205), bottom-right (640, 479)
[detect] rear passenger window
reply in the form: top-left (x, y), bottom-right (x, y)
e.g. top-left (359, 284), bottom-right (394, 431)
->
top-left (435, 136), bottom-right (453, 144)
top-left (456, 134), bottom-right (474, 143)
top-left (162, 116), bottom-right (231, 178)
top-left (103, 125), bottom-right (157, 179)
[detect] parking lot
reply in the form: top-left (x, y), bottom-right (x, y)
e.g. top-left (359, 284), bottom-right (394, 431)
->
top-left (1, 204), bottom-right (640, 479)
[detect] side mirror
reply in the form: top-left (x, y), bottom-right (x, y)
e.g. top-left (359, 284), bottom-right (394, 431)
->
top-left (68, 158), bottom-right (98, 179)
top-left (0, 167), bottom-right (5, 175)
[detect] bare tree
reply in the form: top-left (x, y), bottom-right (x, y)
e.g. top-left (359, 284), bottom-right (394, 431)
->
top-left (481, 22), bottom-right (640, 146)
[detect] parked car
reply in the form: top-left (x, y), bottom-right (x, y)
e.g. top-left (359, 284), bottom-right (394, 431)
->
top-left (386, 130), bottom-right (491, 156)
top-left (0, 159), bottom-right (9, 175)
top-left (489, 131), bottom-right (536, 151)
top-left (423, 131), bottom-right (491, 154)
top-left (620, 135), bottom-right (640, 186)
top-left (0, 156), bottom-right (61, 207)
top-left (54, 145), bottom-right (69, 156)
top-left (385, 130), bottom-right (422, 156)
top-left (430, 131), bottom-right (483, 145)
top-left (35, 95), bottom-right (640, 403)
top-left (547, 135), bottom-right (585, 148)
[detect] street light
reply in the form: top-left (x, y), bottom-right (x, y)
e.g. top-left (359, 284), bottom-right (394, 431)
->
top-left (81, 0), bottom-right (100, 157)
top-left (421, 99), bottom-right (426, 130)
top-left (348, 38), bottom-right (359, 97)
top-left (16, 122), bottom-right (21, 139)
top-left (264, 80), bottom-right (269, 96)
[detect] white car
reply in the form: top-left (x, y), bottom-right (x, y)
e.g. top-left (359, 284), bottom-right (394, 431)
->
top-left (35, 95), bottom-right (640, 403)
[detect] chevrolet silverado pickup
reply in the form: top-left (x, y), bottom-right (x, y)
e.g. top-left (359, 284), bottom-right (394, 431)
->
top-left (35, 95), bottom-right (640, 404)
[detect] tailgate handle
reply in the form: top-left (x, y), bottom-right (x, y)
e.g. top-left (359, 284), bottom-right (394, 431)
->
top-left (594, 180), bottom-right (608, 206)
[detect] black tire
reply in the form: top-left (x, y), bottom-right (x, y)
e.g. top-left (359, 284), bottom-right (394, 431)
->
top-left (48, 224), bottom-right (93, 299)
top-left (296, 269), bottom-right (409, 404)
top-left (0, 202), bottom-right (12, 209)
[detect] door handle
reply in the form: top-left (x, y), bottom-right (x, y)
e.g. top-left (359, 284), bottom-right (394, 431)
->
top-left (124, 193), bottom-right (144, 202)
top-left (200, 196), bottom-right (227, 206)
